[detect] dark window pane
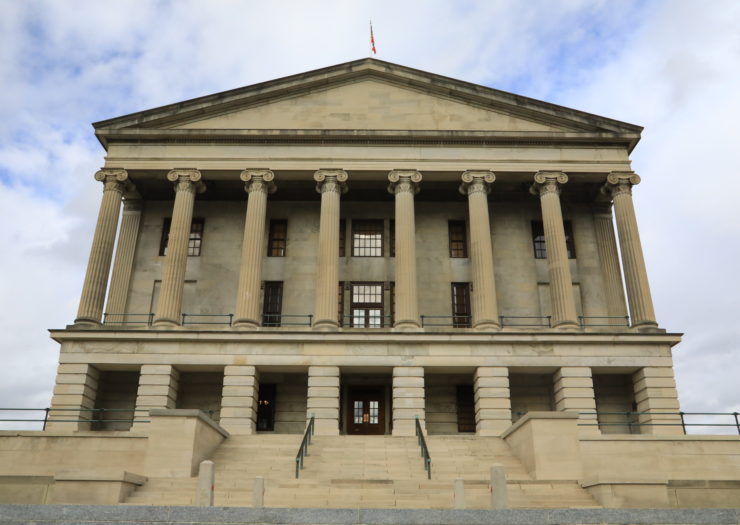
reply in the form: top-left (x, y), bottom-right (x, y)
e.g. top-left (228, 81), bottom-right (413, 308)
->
top-left (389, 220), bottom-right (395, 258)
top-left (339, 219), bottom-right (346, 257)
top-left (268, 220), bottom-right (287, 257)
top-left (262, 281), bottom-right (283, 326)
top-left (448, 220), bottom-right (467, 258)
top-left (350, 282), bottom-right (384, 327)
top-left (531, 220), bottom-right (576, 259)
top-left (352, 220), bottom-right (383, 257)
top-left (160, 218), bottom-right (204, 257)
top-left (451, 282), bottom-right (471, 328)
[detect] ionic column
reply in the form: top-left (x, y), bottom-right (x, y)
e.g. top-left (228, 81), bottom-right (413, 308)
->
top-left (531, 172), bottom-right (579, 329)
top-left (153, 169), bottom-right (205, 327)
top-left (312, 170), bottom-right (348, 331)
top-left (307, 366), bottom-right (340, 435)
top-left (604, 172), bottom-right (657, 328)
top-left (46, 363), bottom-right (99, 431)
top-left (220, 365), bottom-right (260, 434)
top-left (553, 367), bottom-right (599, 435)
top-left (633, 367), bottom-right (683, 435)
top-left (233, 170), bottom-right (276, 329)
top-left (75, 169), bottom-right (133, 325)
top-left (388, 170), bottom-right (422, 330)
top-left (105, 197), bottom-right (142, 321)
top-left (460, 171), bottom-right (500, 330)
top-left (593, 204), bottom-right (629, 324)
top-left (474, 367), bottom-right (511, 436)
top-left (133, 364), bottom-right (179, 429)
top-left (392, 366), bottom-right (425, 436)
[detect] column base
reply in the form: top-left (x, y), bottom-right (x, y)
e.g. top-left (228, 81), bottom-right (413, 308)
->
top-left (72, 318), bottom-right (101, 328)
top-left (633, 322), bottom-right (664, 334)
top-left (313, 419), bottom-right (340, 435)
top-left (393, 320), bottom-right (422, 331)
top-left (232, 319), bottom-right (260, 330)
top-left (473, 320), bottom-right (501, 331)
top-left (553, 320), bottom-right (580, 331)
top-left (152, 318), bottom-right (180, 328)
top-left (312, 319), bottom-right (340, 332)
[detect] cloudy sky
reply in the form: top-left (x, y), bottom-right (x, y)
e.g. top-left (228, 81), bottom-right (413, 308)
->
top-left (1, 0), bottom-right (738, 431)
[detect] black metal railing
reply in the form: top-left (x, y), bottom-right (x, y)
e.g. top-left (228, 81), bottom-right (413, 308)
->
top-left (499, 315), bottom-right (551, 327)
top-left (415, 416), bottom-right (432, 479)
top-left (420, 315), bottom-right (472, 328)
top-left (578, 316), bottom-right (631, 327)
top-left (102, 313), bottom-right (154, 326)
top-left (0, 407), bottom-right (150, 430)
top-left (341, 315), bottom-right (393, 328)
top-left (295, 416), bottom-right (315, 478)
top-left (181, 313), bottom-right (234, 325)
top-left (262, 314), bottom-right (313, 327)
top-left (577, 411), bottom-right (740, 434)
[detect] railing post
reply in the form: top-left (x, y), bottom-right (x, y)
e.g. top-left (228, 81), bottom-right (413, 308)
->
top-left (229, 314), bottom-right (234, 326)
top-left (734, 412), bottom-right (740, 435)
top-left (680, 411), bottom-right (686, 434)
top-left (42, 408), bottom-right (50, 431)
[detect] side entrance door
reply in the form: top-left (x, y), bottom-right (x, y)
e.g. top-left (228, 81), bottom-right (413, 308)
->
top-left (347, 386), bottom-right (385, 435)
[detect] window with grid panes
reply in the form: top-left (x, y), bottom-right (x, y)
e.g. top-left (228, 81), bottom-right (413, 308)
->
top-left (531, 221), bottom-right (576, 259)
top-left (262, 281), bottom-right (283, 326)
top-left (268, 220), bottom-right (287, 257)
top-left (352, 220), bottom-right (383, 257)
top-left (451, 282), bottom-right (472, 328)
top-left (448, 220), bottom-right (467, 258)
top-left (159, 218), bottom-right (205, 257)
top-left (350, 282), bottom-right (384, 327)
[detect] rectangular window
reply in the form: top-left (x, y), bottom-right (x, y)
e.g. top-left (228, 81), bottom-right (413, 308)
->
top-left (256, 383), bottom-right (276, 431)
top-left (350, 282), bottom-right (384, 327)
top-left (338, 281), bottom-right (345, 327)
top-left (389, 220), bottom-right (395, 258)
top-left (262, 281), bottom-right (283, 327)
top-left (159, 218), bottom-right (205, 257)
top-left (448, 220), bottom-right (467, 258)
top-left (352, 220), bottom-right (383, 257)
top-left (531, 221), bottom-right (576, 259)
top-left (451, 282), bottom-right (472, 328)
top-left (268, 220), bottom-right (287, 257)
top-left (339, 219), bottom-right (346, 257)
top-left (389, 282), bottom-right (395, 326)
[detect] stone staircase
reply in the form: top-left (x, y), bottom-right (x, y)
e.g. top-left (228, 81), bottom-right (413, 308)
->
top-left (125, 434), bottom-right (598, 508)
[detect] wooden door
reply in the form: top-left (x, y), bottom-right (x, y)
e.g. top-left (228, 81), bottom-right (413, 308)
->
top-left (347, 387), bottom-right (385, 435)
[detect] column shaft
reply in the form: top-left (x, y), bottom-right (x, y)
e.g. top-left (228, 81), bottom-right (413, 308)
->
top-left (605, 173), bottom-right (657, 328)
top-left (105, 198), bottom-right (142, 321)
top-left (392, 366), bottom-right (425, 436)
top-left (313, 170), bottom-right (347, 330)
top-left (461, 171), bottom-right (500, 329)
top-left (593, 205), bottom-right (629, 323)
top-left (220, 365), bottom-right (259, 434)
top-left (554, 367), bottom-right (599, 435)
top-left (46, 363), bottom-right (99, 431)
top-left (234, 171), bottom-right (275, 328)
top-left (75, 169), bottom-right (131, 325)
top-left (307, 366), bottom-right (340, 435)
top-left (154, 170), bottom-right (204, 327)
top-left (474, 367), bottom-right (511, 435)
top-left (633, 367), bottom-right (683, 435)
top-left (388, 170), bottom-right (422, 329)
top-left (532, 172), bottom-right (579, 328)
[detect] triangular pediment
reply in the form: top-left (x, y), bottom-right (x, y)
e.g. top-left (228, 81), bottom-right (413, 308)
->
top-left (94, 59), bottom-right (642, 149)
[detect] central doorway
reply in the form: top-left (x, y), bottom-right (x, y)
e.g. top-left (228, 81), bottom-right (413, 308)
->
top-left (346, 386), bottom-right (386, 435)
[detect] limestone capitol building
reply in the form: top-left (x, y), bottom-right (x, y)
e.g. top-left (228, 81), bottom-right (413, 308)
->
top-left (2, 58), bottom-right (739, 510)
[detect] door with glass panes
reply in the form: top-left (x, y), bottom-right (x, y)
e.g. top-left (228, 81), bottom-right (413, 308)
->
top-left (347, 386), bottom-right (385, 434)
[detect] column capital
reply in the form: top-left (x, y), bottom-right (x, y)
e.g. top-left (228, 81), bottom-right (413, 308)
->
top-left (459, 170), bottom-right (495, 196)
top-left (94, 168), bottom-right (133, 193)
top-left (122, 197), bottom-right (143, 212)
top-left (314, 169), bottom-right (348, 194)
top-left (167, 168), bottom-right (206, 194)
top-left (387, 170), bottom-right (422, 195)
top-left (531, 171), bottom-right (568, 197)
top-left (240, 169), bottom-right (276, 195)
top-left (604, 171), bottom-right (641, 197)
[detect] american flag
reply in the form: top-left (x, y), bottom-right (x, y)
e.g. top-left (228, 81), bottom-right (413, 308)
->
top-left (370, 21), bottom-right (376, 55)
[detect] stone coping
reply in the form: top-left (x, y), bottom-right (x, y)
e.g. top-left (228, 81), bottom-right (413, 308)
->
top-left (0, 505), bottom-right (738, 524)
top-left (580, 434), bottom-right (740, 442)
top-left (149, 409), bottom-right (230, 438)
top-left (501, 411), bottom-right (578, 439)
top-left (0, 430), bottom-right (147, 439)
top-left (53, 471), bottom-right (146, 485)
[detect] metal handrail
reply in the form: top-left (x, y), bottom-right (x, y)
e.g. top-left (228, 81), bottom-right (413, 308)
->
top-left (262, 314), bottom-right (313, 327)
top-left (576, 410), bottom-right (740, 434)
top-left (0, 407), bottom-right (151, 430)
top-left (578, 315), bottom-right (631, 327)
top-left (182, 313), bottom-right (234, 325)
top-left (295, 416), bottom-right (315, 478)
top-left (415, 416), bottom-right (432, 479)
top-left (499, 315), bottom-right (552, 327)
top-left (341, 314), bottom-right (393, 328)
top-left (102, 313), bottom-right (154, 326)
top-left (420, 315), bottom-right (472, 328)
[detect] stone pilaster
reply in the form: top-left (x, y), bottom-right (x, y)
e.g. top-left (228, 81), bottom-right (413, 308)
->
top-left (307, 366), bottom-right (340, 435)
top-left (153, 169), bottom-right (205, 327)
top-left (392, 366), bottom-right (425, 436)
top-left (312, 170), bottom-right (348, 331)
top-left (593, 204), bottom-right (629, 324)
top-left (460, 171), bottom-right (501, 330)
top-left (531, 172), bottom-right (579, 329)
top-left (604, 172), bottom-right (658, 329)
top-left (474, 367), bottom-right (511, 436)
top-left (233, 170), bottom-right (276, 329)
top-left (220, 365), bottom-right (259, 434)
top-left (633, 367), bottom-right (683, 435)
top-left (388, 170), bottom-right (422, 330)
top-left (104, 197), bottom-right (142, 322)
top-left (134, 365), bottom-right (179, 429)
top-left (46, 363), bottom-right (99, 431)
top-left (75, 169), bottom-right (132, 326)
top-left (553, 367), bottom-right (599, 435)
